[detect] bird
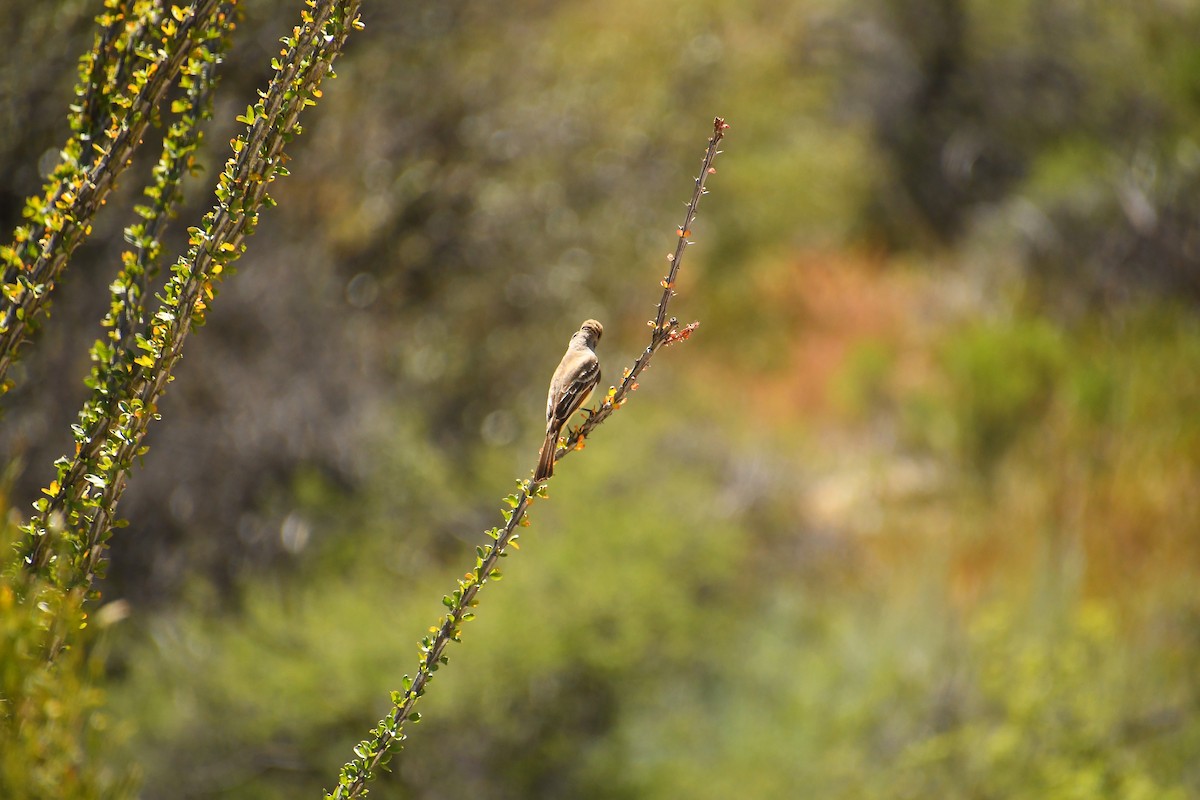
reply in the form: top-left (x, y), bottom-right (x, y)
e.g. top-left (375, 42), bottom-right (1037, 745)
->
top-left (534, 319), bottom-right (603, 481)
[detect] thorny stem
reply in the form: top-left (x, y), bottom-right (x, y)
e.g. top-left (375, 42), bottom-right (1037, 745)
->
top-left (553, 116), bottom-right (728, 468)
top-left (330, 116), bottom-right (729, 799)
top-left (335, 488), bottom-right (532, 799)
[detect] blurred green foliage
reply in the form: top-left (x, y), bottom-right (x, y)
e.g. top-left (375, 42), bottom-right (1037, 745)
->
top-left (937, 319), bottom-right (1065, 474)
top-left (0, 519), bottom-right (136, 798)
top-left (0, 0), bottom-right (1199, 797)
top-left (104, 306), bottom-right (1200, 797)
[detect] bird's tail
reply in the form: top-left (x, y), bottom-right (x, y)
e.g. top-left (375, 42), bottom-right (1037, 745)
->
top-left (534, 428), bottom-right (558, 481)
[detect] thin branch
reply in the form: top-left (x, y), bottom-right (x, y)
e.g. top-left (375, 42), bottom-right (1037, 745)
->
top-left (552, 116), bottom-right (728, 468)
top-left (327, 116), bottom-right (730, 800)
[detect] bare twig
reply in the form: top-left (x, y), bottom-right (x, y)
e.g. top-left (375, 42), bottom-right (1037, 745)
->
top-left (551, 116), bottom-right (729, 468)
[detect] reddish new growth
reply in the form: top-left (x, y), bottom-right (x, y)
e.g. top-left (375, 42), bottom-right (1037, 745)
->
top-left (663, 321), bottom-right (700, 347)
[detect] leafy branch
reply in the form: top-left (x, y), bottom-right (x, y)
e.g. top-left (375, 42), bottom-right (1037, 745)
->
top-left (0, 1), bottom-right (365, 789)
top-left (20, 1), bottom-right (235, 589)
top-left (15, 0), bottom-right (364, 642)
top-left (0, 0), bottom-right (227, 393)
top-left (328, 116), bottom-right (730, 799)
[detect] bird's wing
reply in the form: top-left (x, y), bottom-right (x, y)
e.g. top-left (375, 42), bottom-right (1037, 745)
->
top-left (551, 357), bottom-right (600, 425)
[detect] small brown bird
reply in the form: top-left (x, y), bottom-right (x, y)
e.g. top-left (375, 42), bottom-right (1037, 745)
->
top-left (535, 319), bottom-right (603, 481)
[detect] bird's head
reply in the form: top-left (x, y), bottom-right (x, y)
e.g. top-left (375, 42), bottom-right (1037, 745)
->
top-left (579, 319), bottom-right (603, 343)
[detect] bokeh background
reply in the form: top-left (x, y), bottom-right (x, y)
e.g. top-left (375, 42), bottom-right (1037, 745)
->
top-left (3, 0), bottom-right (1200, 796)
